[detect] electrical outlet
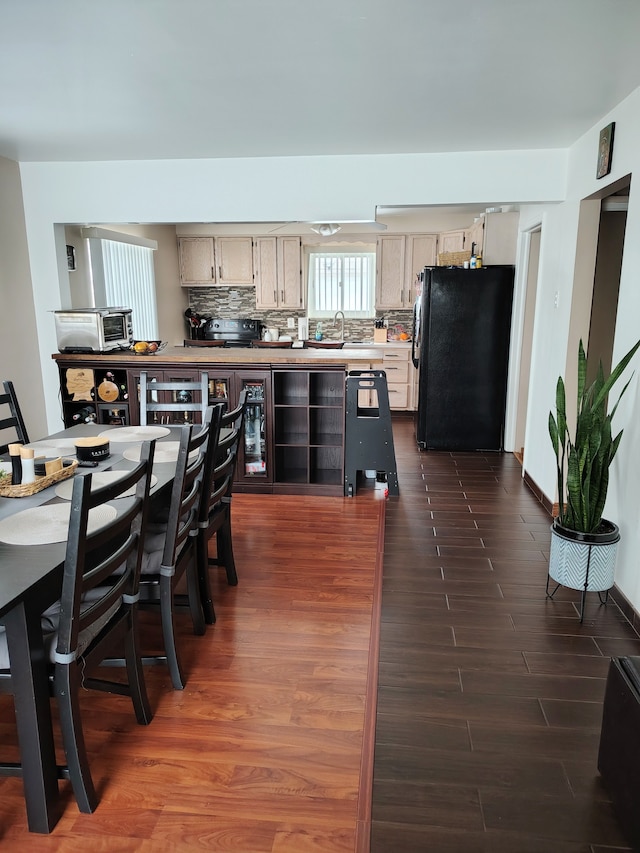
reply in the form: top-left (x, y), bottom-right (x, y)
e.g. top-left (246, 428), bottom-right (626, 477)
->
top-left (287, 317), bottom-right (295, 328)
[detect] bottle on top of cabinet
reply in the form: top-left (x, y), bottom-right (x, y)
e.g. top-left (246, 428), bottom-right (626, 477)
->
top-left (470, 243), bottom-right (477, 269)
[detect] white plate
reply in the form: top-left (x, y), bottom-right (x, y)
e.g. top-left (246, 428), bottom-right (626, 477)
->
top-left (99, 426), bottom-right (170, 442)
top-left (123, 441), bottom-right (181, 464)
top-left (0, 503), bottom-right (117, 545)
top-left (54, 470), bottom-right (158, 501)
top-left (27, 438), bottom-right (77, 454)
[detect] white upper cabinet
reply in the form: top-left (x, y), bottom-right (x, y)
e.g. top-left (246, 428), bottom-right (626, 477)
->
top-left (178, 236), bottom-right (254, 287)
top-left (376, 234), bottom-right (437, 309)
top-left (474, 211), bottom-right (520, 264)
top-left (254, 237), bottom-right (303, 309)
top-left (437, 229), bottom-right (466, 255)
top-left (405, 234), bottom-right (437, 305)
top-left (178, 237), bottom-right (216, 286)
top-left (215, 237), bottom-right (254, 285)
top-left (376, 235), bottom-right (406, 310)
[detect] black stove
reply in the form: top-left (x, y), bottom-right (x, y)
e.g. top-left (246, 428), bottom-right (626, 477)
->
top-left (203, 318), bottom-right (261, 347)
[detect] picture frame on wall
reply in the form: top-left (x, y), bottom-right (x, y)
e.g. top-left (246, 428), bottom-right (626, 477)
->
top-left (596, 122), bottom-right (615, 179)
top-left (66, 244), bottom-right (76, 271)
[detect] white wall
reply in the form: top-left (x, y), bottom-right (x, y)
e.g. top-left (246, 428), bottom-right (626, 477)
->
top-left (0, 156), bottom-right (48, 441)
top-left (522, 84), bottom-right (640, 609)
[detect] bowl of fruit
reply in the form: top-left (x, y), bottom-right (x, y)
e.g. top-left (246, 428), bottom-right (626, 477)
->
top-left (130, 340), bottom-right (166, 355)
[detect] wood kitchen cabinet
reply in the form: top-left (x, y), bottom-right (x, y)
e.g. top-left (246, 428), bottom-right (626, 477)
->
top-left (465, 211), bottom-right (519, 264)
top-left (57, 364), bottom-right (131, 427)
top-left (272, 368), bottom-right (344, 495)
top-left (126, 366), bottom-right (204, 425)
top-left (438, 229), bottom-right (466, 255)
top-left (404, 234), bottom-right (437, 305)
top-left (376, 234), bottom-right (437, 309)
top-left (178, 237), bottom-right (216, 286)
top-left (207, 369), bottom-right (273, 491)
top-left (53, 352), bottom-right (353, 496)
top-left (254, 236), bottom-right (303, 309)
top-left (178, 236), bottom-right (254, 287)
top-left (375, 235), bottom-right (406, 310)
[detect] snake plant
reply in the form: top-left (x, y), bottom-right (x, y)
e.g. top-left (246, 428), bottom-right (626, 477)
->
top-left (549, 338), bottom-right (640, 533)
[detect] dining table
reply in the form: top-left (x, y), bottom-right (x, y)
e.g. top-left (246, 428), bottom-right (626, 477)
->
top-left (0, 421), bottom-right (188, 833)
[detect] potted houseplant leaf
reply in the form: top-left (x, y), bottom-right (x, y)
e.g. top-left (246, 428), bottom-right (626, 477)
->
top-left (547, 337), bottom-right (640, 620)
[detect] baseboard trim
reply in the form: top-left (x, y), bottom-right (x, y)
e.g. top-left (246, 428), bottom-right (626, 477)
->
top-left (522, 468), bottom-right (556, 516)
top-left (609, 585), bottom-right (640, 638)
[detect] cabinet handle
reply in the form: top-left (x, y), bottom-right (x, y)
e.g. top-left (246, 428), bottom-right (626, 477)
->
top-left (219, 265), bottom-right (223, 279)
top-left (274, 290), bottom-right (277, 303)
top-left (280, 290), bottom-right (284, 302)
top-left (211, 267), bottom-right (215, 279)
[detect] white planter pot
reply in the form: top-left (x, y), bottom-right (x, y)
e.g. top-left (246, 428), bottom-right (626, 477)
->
top-left (549, 519), bottom-right (619, 592)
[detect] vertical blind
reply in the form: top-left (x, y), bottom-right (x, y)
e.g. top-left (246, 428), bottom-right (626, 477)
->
top-left (100, 240), bottom-right (158, 341)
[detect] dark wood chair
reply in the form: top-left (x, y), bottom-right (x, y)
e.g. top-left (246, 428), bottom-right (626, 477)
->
top-left (0, 380), bottom-right (30, 454)
top-left (139, 371), bottom-right (210, 426)
top-left (197, 390), bottom-right (247, 624)
top-left (0, 440), bottom-right (156, 813)
top-left (137, 405), bottom-right (223, 688)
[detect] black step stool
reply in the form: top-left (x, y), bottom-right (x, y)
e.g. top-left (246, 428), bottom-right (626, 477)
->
top-left (344, 370), bottom-right (399, 497)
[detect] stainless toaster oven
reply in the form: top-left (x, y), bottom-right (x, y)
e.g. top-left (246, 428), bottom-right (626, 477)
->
top-left (54, 307), bottom-right (133, 353)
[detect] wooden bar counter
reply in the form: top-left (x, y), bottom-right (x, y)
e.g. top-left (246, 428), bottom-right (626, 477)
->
top-left (52, 345), bottom-right (383, 496)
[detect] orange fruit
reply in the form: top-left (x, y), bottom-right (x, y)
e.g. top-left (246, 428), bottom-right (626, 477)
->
top-left (133, 341), bottom-right (149, 353)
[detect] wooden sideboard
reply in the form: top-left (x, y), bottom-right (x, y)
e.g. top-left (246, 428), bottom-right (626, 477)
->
top-left (52, 347), bottom-right (381, 496)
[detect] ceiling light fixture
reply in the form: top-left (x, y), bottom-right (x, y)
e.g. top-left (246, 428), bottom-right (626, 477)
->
top-left (310, 223), bottom-right (342, 236)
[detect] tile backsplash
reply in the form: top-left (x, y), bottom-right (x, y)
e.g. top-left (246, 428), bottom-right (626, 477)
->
top-left (187, 287), bottom-right (413, 341)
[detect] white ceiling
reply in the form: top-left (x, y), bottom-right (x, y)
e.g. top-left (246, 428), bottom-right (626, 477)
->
top-left (2, 0), bottom-right (640, 164)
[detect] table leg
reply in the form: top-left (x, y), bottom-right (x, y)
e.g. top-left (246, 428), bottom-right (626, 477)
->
top-left (4, 602), bottom-right (62, 833)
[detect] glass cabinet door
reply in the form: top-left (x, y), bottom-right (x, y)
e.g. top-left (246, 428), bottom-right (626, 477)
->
top-left (235, 373), bottom-right (270, 483)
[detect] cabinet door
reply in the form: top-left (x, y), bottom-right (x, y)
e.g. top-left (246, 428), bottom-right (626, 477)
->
top-left (254, 237), bottom-right (278, 308)
top-left (466, 219), bottom-right (484, 255)
top-left (178, 237), bottom-right (216, 286)
top-left (277, 236), bottom-right (303, 308)
top-left (233, 371), bottom-right (272, 485)
top-left (215, 237), bottom-right (254, 286)
top-left (405, 234), bottom-right (437, 305)
top-left (438, 230), bottom-right (466, 255)
top-left (376, 235), bottom-right (405, 309)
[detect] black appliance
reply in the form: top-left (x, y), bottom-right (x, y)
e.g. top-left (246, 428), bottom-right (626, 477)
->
top-left (203, 318), bottom-right (261, 347)
top-left (412, 265), bottom-right (514, 451)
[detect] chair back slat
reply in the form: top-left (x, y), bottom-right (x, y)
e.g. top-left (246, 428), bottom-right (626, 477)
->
top-left (139, 372), bottom-right (209, 426)
top-left (0, 380), bottom-right (29, 455)
top-left (55, 439), bottom-right (156, 659)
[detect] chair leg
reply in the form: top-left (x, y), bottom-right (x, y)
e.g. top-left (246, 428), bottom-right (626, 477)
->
top-left (55, 664), bottom-right (99, 813)
top-left (124, 611), bottom-right (153, 725)
top-left (160, 575), bottom-right (186, 690)
top-left (197, 535), bottom-right (217, 625)
top-left (186, 557), bottom-right (206, 636)
top-left (217, 521), bottom-right (238, 586)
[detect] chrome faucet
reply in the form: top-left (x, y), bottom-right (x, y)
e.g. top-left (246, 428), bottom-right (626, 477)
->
top-left (333, 310), bottom-right (345, 340)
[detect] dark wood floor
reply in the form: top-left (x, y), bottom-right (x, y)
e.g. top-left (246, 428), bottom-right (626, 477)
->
top-left (371, 415), bottom-right (639, 852)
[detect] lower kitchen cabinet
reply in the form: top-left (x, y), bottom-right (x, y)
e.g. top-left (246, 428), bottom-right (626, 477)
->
top-left (207, 369), bottom-right (272, 491)
top-left (57, 364), bottom-right (131, 427)
top-left (272, 368), bottom-right (345, 495)
top-left (54, 357), bottom-right (346, 496)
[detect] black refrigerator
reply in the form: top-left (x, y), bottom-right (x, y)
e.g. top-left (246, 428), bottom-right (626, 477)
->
top-left (412, 265), bottom-right (514, 451)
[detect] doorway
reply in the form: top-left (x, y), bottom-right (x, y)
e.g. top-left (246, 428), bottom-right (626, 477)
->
top-left (586, 188), bottom-right (629, 382)
top-left (513, 226), bottom-right (541, 461)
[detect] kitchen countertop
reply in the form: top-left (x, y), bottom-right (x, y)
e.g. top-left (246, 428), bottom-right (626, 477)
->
top-left (52, 346), bottom-right (384, 366)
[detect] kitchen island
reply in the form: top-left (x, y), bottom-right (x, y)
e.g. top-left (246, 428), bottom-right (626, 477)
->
top-left (52, 346), bottom-right (383, 496)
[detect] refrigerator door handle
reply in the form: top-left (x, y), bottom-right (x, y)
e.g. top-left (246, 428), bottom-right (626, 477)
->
top-left (411, 298), bottom-right (421, 368)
